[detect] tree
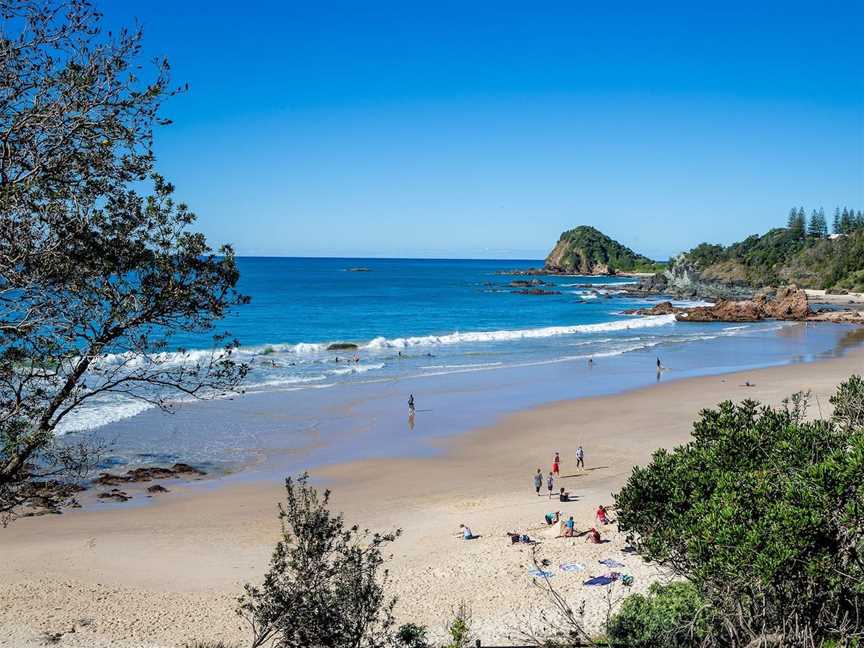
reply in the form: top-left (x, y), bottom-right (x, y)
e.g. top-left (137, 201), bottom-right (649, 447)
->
top-left (0, 0), bottom-right (248, 523)
top-left (808, 208), bottom-right (828, 238)
top-left (840, 208), bottom-right (853, 234)
top-left (833, 207), bottom-right (842, 234)
top-left (614, 382), bottom-right (864, 646)
top-left (238, 474), bottom-right (401, 648)
top-left (787, 207), bottom-right (806, 240)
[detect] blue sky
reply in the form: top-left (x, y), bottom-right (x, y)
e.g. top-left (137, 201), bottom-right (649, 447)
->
top-left (105, 1), bottom-right (863, 260)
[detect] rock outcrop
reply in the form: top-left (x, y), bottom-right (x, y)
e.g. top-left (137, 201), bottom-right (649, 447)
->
top-left (93, 463), bottom-right (206, 486)
top-left (675, 287), bottom-right (810, 322)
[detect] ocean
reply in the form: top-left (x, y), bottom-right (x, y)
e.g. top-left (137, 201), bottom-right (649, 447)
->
top-left (58, 257), bottom-right (864, 475)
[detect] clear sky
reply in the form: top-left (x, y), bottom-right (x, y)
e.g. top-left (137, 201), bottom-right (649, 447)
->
top-left (104, 1), bottom-right (863, 260)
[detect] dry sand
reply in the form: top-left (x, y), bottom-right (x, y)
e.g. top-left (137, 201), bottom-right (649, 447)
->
top-left (1, 345), bottom-right (863, 647)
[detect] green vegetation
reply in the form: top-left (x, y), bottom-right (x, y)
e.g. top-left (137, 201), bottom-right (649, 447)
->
top-left (675, 205), bottom-right (864, 290)
top-left (238, 474), bottom-right (401, 648)
top-left (614, 378), bottom-right (864, 646)
top-left (545, 226), bottom-right (665, 274)
top-left (606, 582), bottom-right (710, 647)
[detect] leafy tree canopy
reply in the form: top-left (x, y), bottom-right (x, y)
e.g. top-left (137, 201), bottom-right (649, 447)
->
top-left (615, 378), bottom-right (864, 646)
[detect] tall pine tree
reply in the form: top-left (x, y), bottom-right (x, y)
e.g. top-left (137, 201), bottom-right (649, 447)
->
top-left (808, 208), bottom-right (828, 238)
top-left (833, 207), bottom-right (841, 234)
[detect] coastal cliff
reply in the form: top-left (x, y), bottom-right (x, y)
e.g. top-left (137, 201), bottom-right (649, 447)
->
top-left (544, 226), bottom-right (662, 275)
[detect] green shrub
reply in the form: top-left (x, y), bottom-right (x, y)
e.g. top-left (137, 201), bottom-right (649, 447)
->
top-left (606, 582), bottom-right (709, 647)
top-left (395, 623), bottom-right (430, 648)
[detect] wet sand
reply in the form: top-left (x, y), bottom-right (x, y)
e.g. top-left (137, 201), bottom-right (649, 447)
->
top-left (1, 346), bottom-right (863, 647)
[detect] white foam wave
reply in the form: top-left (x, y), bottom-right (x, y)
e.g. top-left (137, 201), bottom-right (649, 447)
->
top-left (362, 315), bottom-right (676, 349)
top-left (328, 362), bottom-right (385, 376)
top-left (420, 362), bottom-right (504, 370)
top-left (56, 398), bottom-right (154, 435)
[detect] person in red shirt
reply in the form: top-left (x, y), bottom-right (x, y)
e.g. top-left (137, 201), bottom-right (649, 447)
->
top-left (552, 451), bottom-right (560, 477)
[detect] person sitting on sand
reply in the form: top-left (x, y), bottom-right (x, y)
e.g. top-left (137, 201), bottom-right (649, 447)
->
top-left (545, 511), bottom-right (560, 525)
top-left (585, 527), bottom-right (601, 544)
top-left (596, 505), bottom-right (609, 525)
top-left (564, 516), bottom-right (576, 537)
top-left (460, 524), bottom-right (476, 540)
top-left (559, 487), bottom-right (569, 502)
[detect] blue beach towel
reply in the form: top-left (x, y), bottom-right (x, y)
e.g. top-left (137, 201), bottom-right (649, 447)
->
top-left (599, 559), bottom-right (625, 568)
top-left (559, 562), bottom-right (585, 572)
top-left (528, 569), bottom-right (554, 578)
top-left (583, 575), bottom-right (615, 586)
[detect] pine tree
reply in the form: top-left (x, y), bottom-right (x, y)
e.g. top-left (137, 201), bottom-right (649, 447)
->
top-left (808, 208), bottom-right (828, 238)
top-left (833, 208), bottom-right (841, 235)
top-left (789, 207), bottom-right (807, 239)
top-left (840, 208), bottom-right (852, 234)
top-left (787, 207), bottom-right (799, 229)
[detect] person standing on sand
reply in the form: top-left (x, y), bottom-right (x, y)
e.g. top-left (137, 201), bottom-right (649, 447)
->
top-left (547, 471), bottom-right (555, 499)
top-left (552, 452), bottom-right (560, 477)
top-left (533, 468), bottom-right (543, 496)
top-left (576, 445), bottom-right (585, 470)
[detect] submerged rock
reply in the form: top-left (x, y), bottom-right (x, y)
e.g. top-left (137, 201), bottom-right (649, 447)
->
top-left (326, 342), bottom-right (358, 351)
top-left (511, 288), bottom-right (562, 295)
top-left (93, 463), bottom-right (206, 486)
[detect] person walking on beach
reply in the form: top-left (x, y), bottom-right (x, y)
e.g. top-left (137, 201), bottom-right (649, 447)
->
top-left (408, 394), bottom-right (415, 414)
top-left (552, 452), bottom-right (560, 477)
top-left (576, 445), bottom-right (585, 470)
top-left (533, 468), bottom-right (543, 496)
top-left (547, 471), bottom-right (555, 499)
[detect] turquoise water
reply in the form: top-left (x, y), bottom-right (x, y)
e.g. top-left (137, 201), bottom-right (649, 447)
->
top-left (58, 258), bottom-right (862, 473)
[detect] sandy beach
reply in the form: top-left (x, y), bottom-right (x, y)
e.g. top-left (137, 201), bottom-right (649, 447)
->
top-left (1, 345), bottom-right (863, 647)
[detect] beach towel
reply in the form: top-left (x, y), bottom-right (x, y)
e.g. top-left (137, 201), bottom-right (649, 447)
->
top-left (599, 558), bottom-right (625, 568)
top-left (559, 562), bottom-right (585, 572)
top-left (528, 569), bottom-right (554, 578)
top-left (583, 572), bottom-right (621, 586)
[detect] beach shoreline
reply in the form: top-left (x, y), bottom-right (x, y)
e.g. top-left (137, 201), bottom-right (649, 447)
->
top-left (1, 344), bottom-right (863, 647)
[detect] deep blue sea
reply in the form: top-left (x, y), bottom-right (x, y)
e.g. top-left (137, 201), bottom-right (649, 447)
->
top-left (58, 258), bottom-right (862, 459)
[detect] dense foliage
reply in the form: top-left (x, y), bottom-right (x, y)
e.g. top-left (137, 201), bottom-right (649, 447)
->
top-left (674, 206), bottom-right (864, 290)
top-left (606, 582), bottom-right (709, 648)
top-left (614, 380), bottom-right (864, 646)
top-left (238, 474), bottom-right (401, 648)
top-left (545, 226), bottom-right (664, 274)
top-left (0, 0), bottom-right (247, 523)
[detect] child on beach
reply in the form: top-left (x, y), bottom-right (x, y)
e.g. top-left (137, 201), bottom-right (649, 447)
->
top-left (460, 524), bottom-right (476, 540)
top-left (576, 445), bottom-right (585, 470)
top-left (596, 505), bottom-right (609, 525)
top-left (585, 527), bottom-right (601, 544)
top-left (564, 516), bottom-right (576, 537)
top-left (547, 472), bottom-right (555, 499)
top-left (552, 452), bottom-right (560, 477)
top-left (559, 487), bottom-right (569, 502)
top-left (533, 468), bottom-right (543, 495)
top-left (545, 511), bottom-right (560, 525)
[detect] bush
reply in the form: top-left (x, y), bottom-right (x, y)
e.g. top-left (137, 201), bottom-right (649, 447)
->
top-left (614, 379), bottom-right (864, 646)
top-left (237, 473), bottom-right (401, 648)
top-left (606, 582), bottom-right (709, 647)
top-left (395, 623), bottom-right (430, 648)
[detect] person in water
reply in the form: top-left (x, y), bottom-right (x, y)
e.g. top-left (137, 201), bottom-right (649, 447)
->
top-left (408, 394), bottom-right (415, 412)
